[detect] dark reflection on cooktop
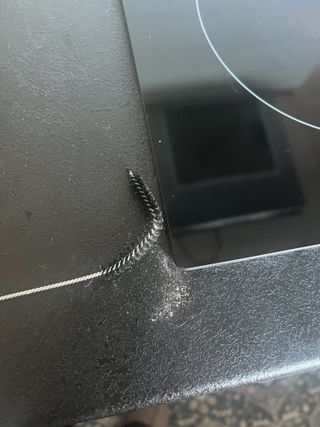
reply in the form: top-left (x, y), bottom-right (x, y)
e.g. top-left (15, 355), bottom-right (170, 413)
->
top-left (123, 0), bottom-right (320, 268)
top-left (163, 98), bottom-right (302, 231)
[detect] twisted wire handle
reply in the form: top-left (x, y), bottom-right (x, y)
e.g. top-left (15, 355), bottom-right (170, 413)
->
top-left (0, 170), bottom-right (163, 303)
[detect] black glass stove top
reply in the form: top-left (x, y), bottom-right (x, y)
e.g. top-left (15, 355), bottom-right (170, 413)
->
top-left (123, 0), bottom-right (320, 268)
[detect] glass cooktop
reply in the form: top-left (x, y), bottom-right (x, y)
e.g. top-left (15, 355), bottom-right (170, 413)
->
top-left (122, 0), bottom-right (320, 268)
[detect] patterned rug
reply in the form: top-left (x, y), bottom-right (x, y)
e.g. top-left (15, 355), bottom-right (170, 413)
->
top-left (75, 369), bottom-right (320, 427)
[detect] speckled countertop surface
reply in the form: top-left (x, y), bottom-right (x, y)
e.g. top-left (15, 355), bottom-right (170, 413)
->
top-left (0, 1), bottom-right (320, 426)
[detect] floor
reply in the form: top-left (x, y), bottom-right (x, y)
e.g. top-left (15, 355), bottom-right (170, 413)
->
top-left (75, 369), bottom-right (320, 427)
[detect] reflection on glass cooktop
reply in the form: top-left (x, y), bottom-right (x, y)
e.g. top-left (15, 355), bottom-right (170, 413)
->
top-left (123, 0), bottom-right (320, 268)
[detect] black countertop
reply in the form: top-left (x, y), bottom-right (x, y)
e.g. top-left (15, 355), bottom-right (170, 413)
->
top-left (0, 1), bottom-right (320, 426)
